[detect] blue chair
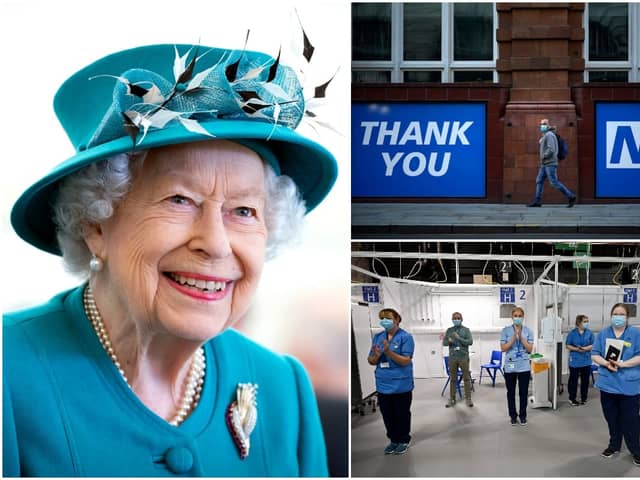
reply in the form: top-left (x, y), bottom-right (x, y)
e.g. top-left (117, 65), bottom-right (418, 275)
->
top-left (441, 356), bottom-right (475, 398)
top-left (591, 364), bottom-right (598, 386)
top-left (441, 356), bottom-right (463, 398)
top-left (479, 350), bottom-right (505, 387)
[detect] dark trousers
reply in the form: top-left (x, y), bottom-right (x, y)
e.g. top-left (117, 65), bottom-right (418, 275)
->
top-left (505, 371), bottom-right (530, 421)
top-left (377, 391), bottom-right (412, 444)
top-left (568, 365), bottom-right (591, 402)
top-left (599, 390), bottom-right (640, 456)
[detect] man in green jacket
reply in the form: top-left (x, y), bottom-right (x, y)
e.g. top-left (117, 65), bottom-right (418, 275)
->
top-left (443, 312), bottom-right (474, 407)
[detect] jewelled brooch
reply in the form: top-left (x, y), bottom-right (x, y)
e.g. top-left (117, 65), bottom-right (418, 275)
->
top-left (225, 383), bottom-right (258, 459)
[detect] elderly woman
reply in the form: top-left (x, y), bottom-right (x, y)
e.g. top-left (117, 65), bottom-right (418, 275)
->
top-left (3, 43), bottom-right (337, 477)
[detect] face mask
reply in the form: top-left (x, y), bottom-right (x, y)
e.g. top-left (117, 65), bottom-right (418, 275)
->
top-left (611, 315), bottom-right (627, 328)
top-left (581, 322), bottom-right (589, 329)
top-left (452, 319), bottom-right (462, 327)
top-left (540, 125), bottom-right (548, 132)
top-left (380, 319), bottom-right (394, 330)
top-left (513, 317), bottom-right (523, 326)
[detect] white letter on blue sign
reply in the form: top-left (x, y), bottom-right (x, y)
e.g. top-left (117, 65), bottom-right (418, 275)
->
top-left (428, 152), bottom-right (451, 176)
top-left (606, 122), bottom-right (640, 169)
top-left (425, 122), bottom-right (450, 145)
top-left (376, 122), bottom-right (401, 145)
top-left (382, 152), bottom-right (404, 176)
top-left (402, 152), bottom-right (427, 176)
top-left (382, 152), bottom-right (451, 177)
top-left (449, 121), bottom-right (473, 145)
top-left (399, 121), bottom-right (422, 145)
top-left (360, 121), bottom-right (379, 145)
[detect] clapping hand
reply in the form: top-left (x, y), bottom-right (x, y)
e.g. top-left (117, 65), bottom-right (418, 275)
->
top-left (382, 339), bottom-right (390, 352)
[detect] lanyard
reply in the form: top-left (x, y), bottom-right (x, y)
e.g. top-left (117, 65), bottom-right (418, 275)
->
top-left (513, 326), bottom-right (523, 353)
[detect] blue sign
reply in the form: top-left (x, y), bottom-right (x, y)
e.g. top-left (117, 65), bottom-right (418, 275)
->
top-left (500, 287), bottom-right (516, 303)
top-left (352, 103), bottom-right (486, 197)
top-left (362, 286), bottom-right (380, 303)
top-left (595, 103), bottom-right (640, 197)
top-left (624, 287), bottom-right (638, 303)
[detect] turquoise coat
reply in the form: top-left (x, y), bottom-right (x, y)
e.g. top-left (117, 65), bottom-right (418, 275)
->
top-left (3, 287), bottom-right (328, 477)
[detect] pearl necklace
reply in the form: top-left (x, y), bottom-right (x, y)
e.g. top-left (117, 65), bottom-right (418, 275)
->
top-left (83, 285), bottom-right (206, 426)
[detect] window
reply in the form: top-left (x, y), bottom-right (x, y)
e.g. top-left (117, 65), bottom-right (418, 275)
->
top-left (454, 3), bottom-right (494, 61)
top-left (585, 3), bottom-right (640, 82)
top-left (352, 3), bottom-right (391, 61)
top-left (404, 3), bottom-right (441, 61)
top-left (352, 3), bottom-right (497, 83)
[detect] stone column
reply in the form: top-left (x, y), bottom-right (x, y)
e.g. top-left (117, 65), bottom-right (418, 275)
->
top-left (498, 3), bottom-right (584, 204)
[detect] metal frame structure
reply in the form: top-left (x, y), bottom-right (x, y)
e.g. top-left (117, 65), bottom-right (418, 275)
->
top-left (352, 247), bottom-right (640, 410)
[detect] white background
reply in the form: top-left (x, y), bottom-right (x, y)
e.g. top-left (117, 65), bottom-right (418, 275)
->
top-left (0, 0), bottom-right (350, 397)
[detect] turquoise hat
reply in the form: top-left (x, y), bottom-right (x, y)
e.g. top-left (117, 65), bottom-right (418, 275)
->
top-left (11, 43), bottom-right (338, 256)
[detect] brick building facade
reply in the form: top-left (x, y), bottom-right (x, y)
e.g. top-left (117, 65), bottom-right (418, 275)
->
top-left (352, 3), bottom-right (640, 205)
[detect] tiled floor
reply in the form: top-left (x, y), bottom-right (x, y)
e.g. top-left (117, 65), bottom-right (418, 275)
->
top-left (351, 377), bottom-right (640, 477)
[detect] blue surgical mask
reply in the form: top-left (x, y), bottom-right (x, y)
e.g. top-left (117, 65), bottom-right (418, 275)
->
top-left (513, 317), bottom-right (523, 326)
top-left (582, 322), bottom-right (589, 329)
top-left (540, 125), bottom-right (548, 132)
top-left (380, 319), bottom-right (394, 330)
top-left (611, 315), bottom-right (627, 328)
top-left (452, 319), bottom-right (462, 327)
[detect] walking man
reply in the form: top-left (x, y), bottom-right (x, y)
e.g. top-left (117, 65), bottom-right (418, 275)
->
top-left (443, 312), bottom-right (474, 407)
top-left (528, 118), bottom-right (576, 207)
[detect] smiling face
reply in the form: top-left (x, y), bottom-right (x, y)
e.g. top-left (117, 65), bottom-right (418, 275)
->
top-left (85, 140), bottom-right (268, 342)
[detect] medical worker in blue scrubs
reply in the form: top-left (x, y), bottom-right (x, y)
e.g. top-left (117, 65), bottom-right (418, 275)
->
top-left (500, 306), bottom-right (534, 426)
top-left (592, 303), bottom-right (640, 466)
top-left (368, 308), bottom-right (415, 455)
top-left (565, 314), bottom-right (595, 406)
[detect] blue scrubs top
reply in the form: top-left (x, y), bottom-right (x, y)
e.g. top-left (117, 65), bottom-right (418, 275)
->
top-left (369, 328), bottom-right (414, 394)
top-left (592, 325), bottom-right (640, 396)
top-left (500, 325), bottom-right (533, 373)
top-left (565, 327), bottom-right (595, 368)
top-left (3, 287), bottom-right (328, 477)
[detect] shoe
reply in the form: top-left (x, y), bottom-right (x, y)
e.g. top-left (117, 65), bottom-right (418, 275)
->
top-left (445, 398), bottom-right (456, 408)
top-left (527, 202), bottom-right (541, 207)
top-left (633, 454), bottom-right (640, 466)
top-left (520, 417), bottom-right (527, 426)
top-left (393, 443), bottom-right (409, 455)
top-left (580, 399), bottom-right (587, 405)
top-left (568, 196), bottom-right (576, 208)
top-left (601, 448), bottom-right (619, 458)
top-left (384, 442), bottom-right (399, 455)
top-left (466, 398), bottom-right (474, 407)
top-left (569, 400), bottom-right (580, 406)
top-left (510, 417), bottom-right (518, 426)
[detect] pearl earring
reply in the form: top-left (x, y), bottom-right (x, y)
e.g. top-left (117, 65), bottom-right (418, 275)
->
top-left (89, 254), bottom-right (104, 272)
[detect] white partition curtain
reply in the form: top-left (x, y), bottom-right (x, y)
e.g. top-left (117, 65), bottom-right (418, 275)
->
top-left (380, 278), bottom-right (431, 329)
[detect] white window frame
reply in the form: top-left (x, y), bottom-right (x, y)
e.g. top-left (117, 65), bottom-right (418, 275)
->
top-left (584, 2), bottom-right (640, 82)
top-left (352, 3), bottom-right (498, 83)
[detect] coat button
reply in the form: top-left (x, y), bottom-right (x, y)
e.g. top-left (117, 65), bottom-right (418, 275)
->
top-left (165, 446), bottom-right (194, 474)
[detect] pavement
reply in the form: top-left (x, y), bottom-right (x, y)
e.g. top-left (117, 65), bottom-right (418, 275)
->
top-left (352, 203), bottom-right (640, 239)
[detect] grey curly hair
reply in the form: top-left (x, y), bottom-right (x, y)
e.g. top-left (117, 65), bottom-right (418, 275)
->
top-left (53, 151), bottom-right (306, 277)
